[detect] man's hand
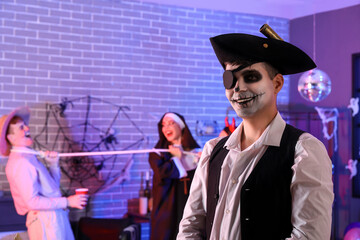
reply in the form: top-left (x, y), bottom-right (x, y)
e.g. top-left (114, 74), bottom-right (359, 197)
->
top-left (67, 194), bottom-right (88, 210)
top-left (41, 151), bottom-right (59, 167)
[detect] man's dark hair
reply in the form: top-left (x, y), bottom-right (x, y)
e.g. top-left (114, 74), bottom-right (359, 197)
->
top-left (262, 62), bottom-right (279, 79)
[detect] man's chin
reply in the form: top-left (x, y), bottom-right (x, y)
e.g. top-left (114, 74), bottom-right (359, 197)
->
top-left (234, 108), bottom-right (257, 119)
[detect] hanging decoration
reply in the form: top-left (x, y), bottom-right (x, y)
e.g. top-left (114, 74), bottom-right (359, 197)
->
top-left (297, 14), bottom-right (332, 102)
top-left (348, 97), bottom-right (359, 117)
top-left (33, 96), bottom-right (147, 195)
top-left (298, 69), bottom-right (332, 102)
top-left (314, 107), bottom-right (338, 151)
top-left (345, 159), bottom-right (358, 179)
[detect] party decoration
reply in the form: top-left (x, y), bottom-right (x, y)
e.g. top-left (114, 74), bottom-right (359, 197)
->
top-left (33, 96), bottom-right (147, 195)
top-left (298, 69), bottom-right (332, 102)
top-left (345, 159), bottom-right (358, 179)
top-left (348, 97), bottom-right (359, 117)
top-left (314, 107), bottom-right (338, 151)
top-left (195, 120), bottom-right (219, 136)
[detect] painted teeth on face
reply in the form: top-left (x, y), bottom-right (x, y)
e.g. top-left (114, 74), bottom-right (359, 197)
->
top-left (233, 95), bottom-right (256, 104)
top-left (236, 97), bottom-right (253, 103)
top-left (232, 93), bottom-right (264, 106)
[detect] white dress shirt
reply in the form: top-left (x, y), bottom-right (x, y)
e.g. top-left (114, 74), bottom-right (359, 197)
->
top-left (177, 113), bottom-right (334, 240)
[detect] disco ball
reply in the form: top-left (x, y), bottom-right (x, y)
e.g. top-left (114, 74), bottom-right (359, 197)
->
top-left (297, 69), bottom-right (331, 102)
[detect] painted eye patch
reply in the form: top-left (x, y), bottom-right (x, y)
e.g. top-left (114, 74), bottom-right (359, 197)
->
top-left (242, 70), bottom-right (262, 83)
top-left (223, 64), bottom-right (251, 89)
top-left (223, 66), bottom-right (263, 89)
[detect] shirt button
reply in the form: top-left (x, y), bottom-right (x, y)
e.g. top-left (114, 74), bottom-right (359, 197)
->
top-left (245, 217), bottom-right (250, 221)
top-left (245, 188), bottom-right (250, 191)
top-left (232, 179), bottom-right (238, 184)
top-left (226, 209), bottom-right (230, 214)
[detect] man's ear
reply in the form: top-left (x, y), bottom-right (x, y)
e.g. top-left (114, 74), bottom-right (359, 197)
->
top-left (6, 133), bottom-right (14, 145)
top-left (273, 73), bottom-right (284, 94)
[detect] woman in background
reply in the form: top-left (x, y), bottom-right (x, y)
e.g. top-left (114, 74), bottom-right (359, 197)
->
top-left (149, 112), bottom-right (200, 240)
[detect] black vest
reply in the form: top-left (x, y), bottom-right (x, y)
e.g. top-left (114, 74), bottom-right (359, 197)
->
top-left (206, 124), bottom-right (304, 240)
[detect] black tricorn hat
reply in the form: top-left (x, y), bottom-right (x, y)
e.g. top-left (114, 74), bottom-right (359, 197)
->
top-left (209, 33), bottom-right (316, 75)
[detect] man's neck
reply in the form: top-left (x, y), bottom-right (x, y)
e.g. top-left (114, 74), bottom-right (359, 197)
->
top-left (240, 110), bottom-right (278, 150)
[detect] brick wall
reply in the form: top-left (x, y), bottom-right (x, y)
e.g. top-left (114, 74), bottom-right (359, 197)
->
top-left (0, 0), bottom-right (289, 237)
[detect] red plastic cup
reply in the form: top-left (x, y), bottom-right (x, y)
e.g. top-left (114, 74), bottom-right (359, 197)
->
top-left (76, 188), bottom-right (88, 195)
top-left (75, 188), bottom-right (88, 207)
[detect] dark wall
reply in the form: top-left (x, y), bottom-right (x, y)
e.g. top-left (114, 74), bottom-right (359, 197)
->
top-left (290, 4), bottom-right (360, 239)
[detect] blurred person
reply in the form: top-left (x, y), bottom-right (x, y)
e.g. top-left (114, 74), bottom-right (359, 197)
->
top-left (149, 112), bottom-right (200, 240)
top-left (218, 116), bottom-right (237, 137)
top-left (0, 106), bottom-right (88, 240)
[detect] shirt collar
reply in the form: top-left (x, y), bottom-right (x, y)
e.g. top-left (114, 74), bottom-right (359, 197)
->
top-left (224, 112), bottom-right (286, 149)
top-left (11, 146), bottom-right (37, 155)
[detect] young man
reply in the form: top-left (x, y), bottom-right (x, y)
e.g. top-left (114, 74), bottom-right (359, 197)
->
top-left (177, 31), bottom-right (334, 239)
top-left (0, 106), bottom-right (88, 240)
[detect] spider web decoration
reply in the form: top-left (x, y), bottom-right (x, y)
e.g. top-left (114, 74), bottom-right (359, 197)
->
top-left (33, 96), bottom-right (147, 195)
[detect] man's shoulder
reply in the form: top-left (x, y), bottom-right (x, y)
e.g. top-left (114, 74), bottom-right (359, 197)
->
top-left (196, 137), bottom-right (227, 168)
top-left (204, 136), bottom-right (227, 149)
top-left (6, 153), bottom-right (36, 173)
top-left (283, 124), bottom-right (319, 142)
top-left (297, 131), bottom-right (324, 145)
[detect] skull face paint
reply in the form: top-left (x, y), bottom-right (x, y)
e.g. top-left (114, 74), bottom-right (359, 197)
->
top-left (225, 62), bottom-right (277, 119)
